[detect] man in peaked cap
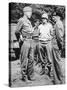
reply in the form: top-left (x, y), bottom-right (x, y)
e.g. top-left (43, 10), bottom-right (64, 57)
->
top-left (52, 15), bottom-right (64, 57)
top-left (16, 6), bottom-right (35, 81)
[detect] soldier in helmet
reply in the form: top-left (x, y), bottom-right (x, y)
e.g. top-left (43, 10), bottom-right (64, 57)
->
top-left (38, 12), bottom-right (54, 63)
top-left (38, 12), bottom-right (64, 84)
top-left (16, 6), bottom-right (35, 81)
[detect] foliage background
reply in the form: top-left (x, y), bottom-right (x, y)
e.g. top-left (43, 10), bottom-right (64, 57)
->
top-left (9, 3), bottom-right (65, 23)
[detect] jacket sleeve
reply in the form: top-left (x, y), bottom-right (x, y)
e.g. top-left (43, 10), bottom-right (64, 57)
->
top-left (15, 19), bottom-right (23, 41)
top-left (16, 19), bottom-right (23, 33)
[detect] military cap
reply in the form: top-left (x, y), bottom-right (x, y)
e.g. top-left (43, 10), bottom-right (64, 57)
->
top-left (23, 6), bottom-right (32, 12)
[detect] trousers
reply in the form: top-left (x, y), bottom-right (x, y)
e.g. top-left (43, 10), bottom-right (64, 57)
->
top-left (39, 38), bottom-right (65, 84)
top-left (20, 39), bottom-right (34, 79)
top-left (20, 38), bottom-right (39, 80)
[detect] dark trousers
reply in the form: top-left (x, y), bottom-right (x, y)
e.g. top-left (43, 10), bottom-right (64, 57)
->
top-left (39, 39), bottom-right (65, 84)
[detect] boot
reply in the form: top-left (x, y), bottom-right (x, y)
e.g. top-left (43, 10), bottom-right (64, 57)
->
top-left (27, 75), bottom-right (35, 81)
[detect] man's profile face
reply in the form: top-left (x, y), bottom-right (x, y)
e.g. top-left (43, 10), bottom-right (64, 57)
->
top-left (25, 11), bottom-right (32, 18)
top-left (52, 16), bottom-right (58, 22)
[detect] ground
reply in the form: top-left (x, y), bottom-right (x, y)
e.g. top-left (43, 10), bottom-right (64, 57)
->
top-left (10, 58), bottom-right (65, 87)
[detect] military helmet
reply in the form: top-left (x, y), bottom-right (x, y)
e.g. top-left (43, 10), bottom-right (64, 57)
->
top-left (42, 13), bottom-right (48, 19)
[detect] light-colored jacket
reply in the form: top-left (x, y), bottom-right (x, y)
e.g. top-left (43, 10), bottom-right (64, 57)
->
top-left (16, 16), bottom-right (34, 39)
top-left (38, 22), bottom-right (54, 41)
